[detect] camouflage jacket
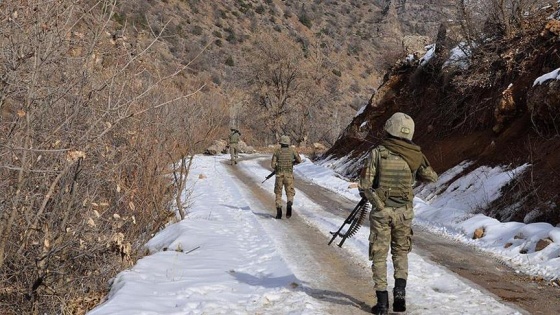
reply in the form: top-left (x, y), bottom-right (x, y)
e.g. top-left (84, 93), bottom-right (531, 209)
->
top-left (359, 138), bottom-right (437, 208)
top-left (229, 131), bottom-right (240, 144)
top-left (271, 146), bottom-right (302, 174)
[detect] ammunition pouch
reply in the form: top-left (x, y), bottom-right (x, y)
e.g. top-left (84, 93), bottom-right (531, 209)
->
top-left (275, 166), bottom-right (293, 173)
top-left (369, 187), bottom-right (413, 209)
top-left (375, 187), bottom-right (413, 202)
top-left (365, 189), bottom-right (385, 210)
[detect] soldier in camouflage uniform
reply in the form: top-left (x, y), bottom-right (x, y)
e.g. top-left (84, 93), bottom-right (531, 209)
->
top-left (271, 135), bottom-right (302, 219)
top-left (228, 128), bottom-right (241, 165)
top-left (358, 112), bottom-right (438, 315)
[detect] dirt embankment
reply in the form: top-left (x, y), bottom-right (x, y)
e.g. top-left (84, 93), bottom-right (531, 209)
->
top-left (325, 9), bottom-right (560, 226)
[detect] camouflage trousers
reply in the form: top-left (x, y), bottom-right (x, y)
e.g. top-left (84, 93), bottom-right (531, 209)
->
top-left (274, 172), bottom-right (295, 208)
top-left (369, 204), bottom-right (413, 291)
top-left (229, 143), bottom-right (239, 163)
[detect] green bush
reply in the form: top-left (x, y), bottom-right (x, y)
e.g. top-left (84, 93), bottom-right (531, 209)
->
top-left (112, 12), bottom-right (125, 26)
top-left (212, 74), bottom-right (221, 85)
top-left (225, 56), bottom-right (235, 66)
top-left (191, 25), bottom-right (203, 35)
top-left (255, 5), bottom-right (265, 14)
top-left (238, 0), bottom-right (252, 14)
top-left (299, 13), bottom-right (312, 29)
top-left (225, 28), bottom-right (237, 43)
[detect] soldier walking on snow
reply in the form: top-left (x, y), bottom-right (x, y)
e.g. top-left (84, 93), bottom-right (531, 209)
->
top-left (271, 135), bottom-right (302, 219)
top-left (228, 128), bottom-right (241, 165)
top-left (358, 112), bottom-right (438, 315)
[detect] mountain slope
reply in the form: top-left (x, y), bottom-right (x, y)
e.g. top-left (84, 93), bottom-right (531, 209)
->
top-left (324, 4), bottom-right (560, 225)
top-left (111, 0), bottom-right (458, 145)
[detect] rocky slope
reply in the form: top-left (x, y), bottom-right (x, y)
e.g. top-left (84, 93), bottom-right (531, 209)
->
top-left (324, 4), bottom-right (560, 225)
top-left (110, 0), bottom-right (458, 145)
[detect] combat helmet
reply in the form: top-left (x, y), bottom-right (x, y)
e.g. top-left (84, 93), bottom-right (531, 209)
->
top-left (279, 135), bottom-right (291, 145)
top-left (384, 112), bottom-right (414, 141)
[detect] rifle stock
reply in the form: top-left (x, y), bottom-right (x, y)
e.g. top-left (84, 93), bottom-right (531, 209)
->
top-left (328, 197), bottom-right (368, 247)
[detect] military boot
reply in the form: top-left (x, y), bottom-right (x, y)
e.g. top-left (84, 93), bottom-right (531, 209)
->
top-left (393, 278), bottom-right (406, 312)
top-left (275, 207), bottom-right (282, 219)
top-left (371, 291), bottom-right (388, 315)
top-left (286, 201), bottom-right (293, 218)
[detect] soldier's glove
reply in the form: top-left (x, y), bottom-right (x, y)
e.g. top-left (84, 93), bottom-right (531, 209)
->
top-left (359, 190), bottom-right (366, 199)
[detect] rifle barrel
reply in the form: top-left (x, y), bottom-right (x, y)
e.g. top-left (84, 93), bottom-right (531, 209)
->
top-left (261, 170), bottom-right (276, 183)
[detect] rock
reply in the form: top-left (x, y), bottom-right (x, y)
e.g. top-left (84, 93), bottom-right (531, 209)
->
top-left (238, 140), bottom-right (256, 154)
top-left (527, 80), bottom-right (560, 133)
top-left (205, 139), bottom-right (256, 155)
top-left (535, 238), bottom-right (553, 252)
top-left (401, 35), bottom-right (430, 55)
top-left (313, 142), bottom-right (327, 152)
top-left (493, 84), bottom-right (516, 133)
top-left (541, 19), bottom-right (560, 37)
top-left (472, 227), bottom-right (485, 239)
top-left (205, 139), bottom-right (227, 155)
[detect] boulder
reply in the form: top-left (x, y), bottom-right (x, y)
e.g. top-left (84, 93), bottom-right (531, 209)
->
top-left (527, 79), bottom-right (560, 134)
top-left (472, 227), bottom-right (485, 239)
top-left (535, 238), bottom-right (553, 252)
top-left (205, 139), bottom-right (255, 155)
top-left (540, 19), bottom-right (560, 37)
top-left (205, 139), bottom-right (227, 155)
top-left (238, 140), bottom-right (256, 154)
top-left (401, 35), bottom-right (430, 55)
top-left (313, 142), bottom-right (327, 152)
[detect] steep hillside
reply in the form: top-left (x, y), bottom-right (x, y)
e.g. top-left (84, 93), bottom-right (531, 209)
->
top-left (325, 4), bottom-right (560, 226)
top-left (112, 0), bottom-right (457, 145)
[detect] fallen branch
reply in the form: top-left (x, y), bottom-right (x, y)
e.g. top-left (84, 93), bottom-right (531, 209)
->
top-left (184, 246), bottom-right (200, 255)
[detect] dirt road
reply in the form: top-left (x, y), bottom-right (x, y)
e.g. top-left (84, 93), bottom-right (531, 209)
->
top-left (228, 156), bottom-right (560, 314)
top-left (230, 157), bottom-right (374, 314)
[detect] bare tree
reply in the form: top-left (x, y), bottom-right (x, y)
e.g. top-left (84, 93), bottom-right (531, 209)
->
top-left (0, 1), bottom-right (226, 313)
top-left (243, 33), bottom-right (330, 146)
top-left (456, 0), bottom-right (552, 41)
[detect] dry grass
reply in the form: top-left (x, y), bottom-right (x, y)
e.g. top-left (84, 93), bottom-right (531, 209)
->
top-left (0, 0), bottom-right (227, 313)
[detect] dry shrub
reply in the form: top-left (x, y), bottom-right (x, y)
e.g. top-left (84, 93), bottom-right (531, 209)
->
top-left (0, 0), bottom-right (226, 313)
top-left (527, 80), bottom-right (560, 136)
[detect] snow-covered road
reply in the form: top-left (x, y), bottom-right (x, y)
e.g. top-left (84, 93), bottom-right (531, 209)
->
top-left (88, 154), bottom-right (535, 314)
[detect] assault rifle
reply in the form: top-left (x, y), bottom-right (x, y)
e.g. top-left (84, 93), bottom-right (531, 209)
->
top-left (328, 197), bottom-right (370, 247)
top-left (262, 170), bottom-right (276, 183)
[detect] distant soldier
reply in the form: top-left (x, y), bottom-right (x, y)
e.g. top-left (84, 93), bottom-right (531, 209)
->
top-left (358, 112), bottom-right (438, 315)
top-left (271, 135), bottom-right (302, 219)
top-left (228, 128), bottom-right (241, 165)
